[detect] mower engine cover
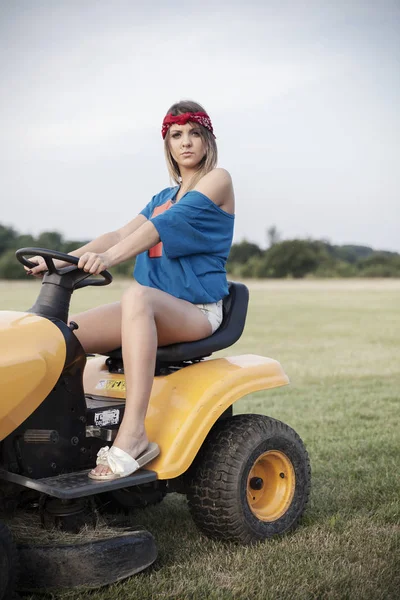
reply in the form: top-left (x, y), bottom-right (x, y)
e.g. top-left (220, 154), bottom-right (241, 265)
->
top-left (0, 311), bottom-right (66, 441)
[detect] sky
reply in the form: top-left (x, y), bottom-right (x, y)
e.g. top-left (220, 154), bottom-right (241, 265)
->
top-left (1, 0), bottom-right (399, 251)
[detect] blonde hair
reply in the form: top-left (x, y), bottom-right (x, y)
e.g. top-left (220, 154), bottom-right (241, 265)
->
top-left (163, 100), bottom-right (218, 190)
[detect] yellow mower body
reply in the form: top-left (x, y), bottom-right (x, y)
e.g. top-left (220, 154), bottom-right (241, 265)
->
top-left (0, 311), bottom-right (66, 441)
top-left (84, 354), bottom-right (289, 479)
top-left (0, 308), bottom-right (290, 480)
top-left (0, 248), bottom-right (311, 593)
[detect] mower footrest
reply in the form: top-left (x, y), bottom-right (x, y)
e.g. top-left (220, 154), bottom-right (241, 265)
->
top-left (0, 468), bottom-right (157, 500)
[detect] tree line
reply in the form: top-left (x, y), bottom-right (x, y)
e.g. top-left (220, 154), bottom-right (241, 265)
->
top-left (228, 238), bottom-right (400, 278)
top-left (1, 222), bottom-right (399, 279)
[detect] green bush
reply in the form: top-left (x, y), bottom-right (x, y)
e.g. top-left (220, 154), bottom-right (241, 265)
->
top-left (357, 253), bottom-right (400, 277)
top-left (0, 250), bottom-right (26, 279)
top-left (314, 261), bottom-right (358, 278)
top-left (262, 240), bottom-right (331, 278)
top-left (227, 240), bottom-right (262, 267)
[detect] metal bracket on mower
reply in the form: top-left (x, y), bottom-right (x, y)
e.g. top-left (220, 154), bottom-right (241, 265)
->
top-left (85, 425), bottom-right (117, 442)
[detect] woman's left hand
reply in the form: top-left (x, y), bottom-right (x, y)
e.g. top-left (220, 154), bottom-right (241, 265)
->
top-left (78, 252), bottom-right (112, 275)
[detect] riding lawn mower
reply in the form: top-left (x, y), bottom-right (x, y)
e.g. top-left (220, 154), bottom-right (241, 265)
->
top-left (0, 248), bottom-right (311, 595)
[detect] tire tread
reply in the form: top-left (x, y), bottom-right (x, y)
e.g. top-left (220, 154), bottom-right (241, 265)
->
top-left (187, 414), bottom-right (311, 544)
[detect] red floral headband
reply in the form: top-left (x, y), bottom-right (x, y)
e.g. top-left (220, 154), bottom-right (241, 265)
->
top-left (161, 111), bottom-right (215, 139)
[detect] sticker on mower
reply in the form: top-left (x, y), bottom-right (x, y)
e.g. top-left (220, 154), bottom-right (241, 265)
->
top-left (94, 409), bottom-right (120, 427)
top-left (96, 379), bottom-right (126, 391)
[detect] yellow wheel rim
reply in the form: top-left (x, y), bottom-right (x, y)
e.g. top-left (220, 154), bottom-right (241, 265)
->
top-left (247, 450), bottom-right (295, 521)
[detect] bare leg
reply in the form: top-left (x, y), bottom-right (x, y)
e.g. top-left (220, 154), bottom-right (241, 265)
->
top-left (71, 302), bottom-right (122, 355)
top-left (71, 283), bottom-right (212, 476)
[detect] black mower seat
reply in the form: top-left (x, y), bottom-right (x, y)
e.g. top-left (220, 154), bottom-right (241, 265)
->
top-left (105, 281), bottom-right (249, 367)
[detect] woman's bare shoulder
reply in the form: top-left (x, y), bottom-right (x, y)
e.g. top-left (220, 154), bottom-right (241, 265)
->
top-left (197, 168), bottom-right (232, 187)
top-left (194, 168), bottom-right (234, 211)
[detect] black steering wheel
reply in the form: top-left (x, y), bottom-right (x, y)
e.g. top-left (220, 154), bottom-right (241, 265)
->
top-left (16, 247), bottom-right (113, 290)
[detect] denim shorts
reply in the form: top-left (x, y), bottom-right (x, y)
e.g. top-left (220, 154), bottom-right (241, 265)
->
top-left (195, 299), bottom-right (223, 334)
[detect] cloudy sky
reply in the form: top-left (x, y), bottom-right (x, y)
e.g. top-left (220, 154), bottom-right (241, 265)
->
top-left (1, 0), bottom-right (399, 251)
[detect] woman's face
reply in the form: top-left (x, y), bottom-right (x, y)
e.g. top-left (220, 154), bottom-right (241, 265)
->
top-left (168, 122), bottom-right (207, 171)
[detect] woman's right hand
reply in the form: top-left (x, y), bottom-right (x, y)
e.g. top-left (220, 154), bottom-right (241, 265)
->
top-left (24, 256), bottom-right (47, 277)
top-left (25, 256), bottom-right (70, 277)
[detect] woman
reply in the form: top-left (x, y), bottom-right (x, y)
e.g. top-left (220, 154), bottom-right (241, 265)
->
top-left (27, 100), bottom-right (235, 480)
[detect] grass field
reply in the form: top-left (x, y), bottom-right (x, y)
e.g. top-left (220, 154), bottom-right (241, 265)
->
top-left (1, 279), bottom-right (399, 599)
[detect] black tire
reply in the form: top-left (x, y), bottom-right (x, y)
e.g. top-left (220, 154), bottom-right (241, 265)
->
top-left (98, 483), bottom-right (166, 514)
top-left (187, 414), bottom-right (311, 544)
top-left (0, 521), bottom-right (18, 600)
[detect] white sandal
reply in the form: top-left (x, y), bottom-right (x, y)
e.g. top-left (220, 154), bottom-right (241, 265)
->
top-left (88, 442), bottom-right (160, 481)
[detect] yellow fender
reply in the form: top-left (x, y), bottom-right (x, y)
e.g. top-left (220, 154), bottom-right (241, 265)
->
top-left (0, 311), bottom-right (66, 441)
top-left (84, 354), bottom-right (289, 479)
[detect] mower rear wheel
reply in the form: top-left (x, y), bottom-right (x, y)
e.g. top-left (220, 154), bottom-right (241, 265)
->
top-left (187, 414), bottom-right (311, 544)
top-left (0, 521), bottom-right (18, 600)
